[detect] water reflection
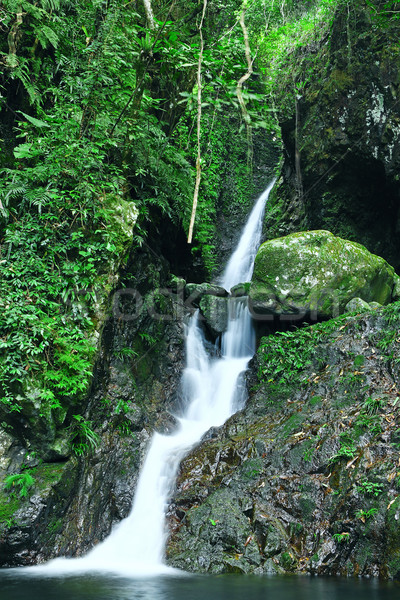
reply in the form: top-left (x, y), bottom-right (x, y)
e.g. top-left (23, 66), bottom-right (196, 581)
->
top-left (0, 573), bottom-right (398, 600)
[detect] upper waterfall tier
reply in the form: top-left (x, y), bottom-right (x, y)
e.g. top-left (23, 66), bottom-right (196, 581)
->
top-left (221, 180), bottom-right (275, 291)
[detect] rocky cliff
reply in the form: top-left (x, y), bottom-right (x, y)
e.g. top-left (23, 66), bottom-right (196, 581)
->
top-left (264, 1), bottom-right (400, 270)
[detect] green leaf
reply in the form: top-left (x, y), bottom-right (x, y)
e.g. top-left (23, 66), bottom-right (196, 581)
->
top-left (18, 111), bottom-right (50, 128)
top-left (13, 143), bottom-right (42, 159)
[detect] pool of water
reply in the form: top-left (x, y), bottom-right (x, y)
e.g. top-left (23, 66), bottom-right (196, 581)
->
top-left (0, 572), bottom-right (398, 600)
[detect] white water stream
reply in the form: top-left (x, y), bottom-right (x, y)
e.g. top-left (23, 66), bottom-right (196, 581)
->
top-left (31, 181), bottom-right (274, 577)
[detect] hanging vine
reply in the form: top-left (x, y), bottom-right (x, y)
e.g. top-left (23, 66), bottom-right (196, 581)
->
top-left (236, 2), bottom-right (254, 167)
top-left (187, 0), bottom-right (208, 245)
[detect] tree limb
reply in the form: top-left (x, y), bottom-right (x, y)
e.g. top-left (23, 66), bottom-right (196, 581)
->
top-left (7, 4), bottom-right (24, 60)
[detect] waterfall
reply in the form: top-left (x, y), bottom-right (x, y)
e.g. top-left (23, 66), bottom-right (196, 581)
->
top-left (33, 182), bottom-right (273, 577)
top-left (221, 180), bottom-right (275, 291)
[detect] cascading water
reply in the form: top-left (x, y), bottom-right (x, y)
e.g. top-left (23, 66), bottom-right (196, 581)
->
top-left (32, 180), bottom-right (274, 577)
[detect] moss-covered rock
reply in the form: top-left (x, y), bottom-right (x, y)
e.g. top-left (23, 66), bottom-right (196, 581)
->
top-left (199, 296), bottom-right (229, 338)
top-left (230, 282), bottom-right (251, 297)
top-left (345, 297), bottom-right (372, 313)
top-left (249, 230), bottom-right (396, 319)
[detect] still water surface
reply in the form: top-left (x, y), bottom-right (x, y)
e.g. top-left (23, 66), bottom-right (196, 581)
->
top-left (0, 572), bottom-right (398, 600)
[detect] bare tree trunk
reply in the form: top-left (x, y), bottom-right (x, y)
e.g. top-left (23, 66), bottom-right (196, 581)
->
top-left (187, 0), bottom-right (207, 245)
top-left (142, 0), bottom-right (155, 30)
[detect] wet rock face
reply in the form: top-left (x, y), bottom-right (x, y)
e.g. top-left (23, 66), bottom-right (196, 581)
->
top-left (166, 303), bottom-right (400, 577)
top-left (265, 2), bottom-right (400, 270)
top-left (185, 283), bottom-right (228, 306)
top-left (249, 230), bottom-right (396, 320)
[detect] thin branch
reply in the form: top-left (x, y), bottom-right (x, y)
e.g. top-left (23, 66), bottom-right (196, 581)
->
top-left (109, 2), bottom-right (176, 136)
top-left (187, 0), bottom-right (207, 245)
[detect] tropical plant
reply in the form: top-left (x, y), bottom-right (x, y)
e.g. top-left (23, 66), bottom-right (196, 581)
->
top-left (4, 472), bottom-right (35, 499)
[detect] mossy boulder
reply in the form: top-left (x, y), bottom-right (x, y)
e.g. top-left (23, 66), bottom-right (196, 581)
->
top-left (345, 297), bottom-right (372, 313)
top-left (392, 275), bottom-right (400, 301)
top-left (249, 230), bottom-right (396, 320)
top-left (230, 282), bottom-right (251, 297)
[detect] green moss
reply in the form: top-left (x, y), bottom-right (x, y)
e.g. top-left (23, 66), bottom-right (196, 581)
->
top-left (31, 463), bottom-right (69, 491)
top-left (0, 492), bottom-right (21, 529)
top-left (240, 458), bottom-right (263, 480)
top-left (309, 395), bottom-right (322, 406)
top-left (279, 551), bottom-right (297, 570)
top-left (298, 496), bottom-right (316, 520)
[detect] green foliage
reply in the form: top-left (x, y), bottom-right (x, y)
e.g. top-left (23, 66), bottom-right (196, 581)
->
top-left (258, 313), bottom-right (349, 387)
top-left (258, 328), bottom-right (315, 385)
top-left (113, 348), bottom-right (139, 362)
top-left (355, 508), bottom-right (378, 521)
top-left (363, 395), bottom-right (387, 415)
top-left (70, 415), bottom-right (100, 456)
top-left (0, 0), bottom-right (215, 444)
top-left (138, 332), bottom-right (157, 347)
top-left (254, 0), bottom-right (340, 117)
top-left (329, 443), bottom-right (357, 464)
top-left (356, 481), bottom-right (384, 497)
top-left (4, 471), bottom-right (35, 499)
top-left (333, 531), bottom-right (350, 543)
top-left (365, 0), bottom-right (400, 25)
top-left (354, 413), bottom-right (382, 437)
top-left (354, 355), bottom-right (365, 368)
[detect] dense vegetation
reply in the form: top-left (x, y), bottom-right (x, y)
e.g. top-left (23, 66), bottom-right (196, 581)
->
top-left (0, 0), bottom-right (276, 452)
